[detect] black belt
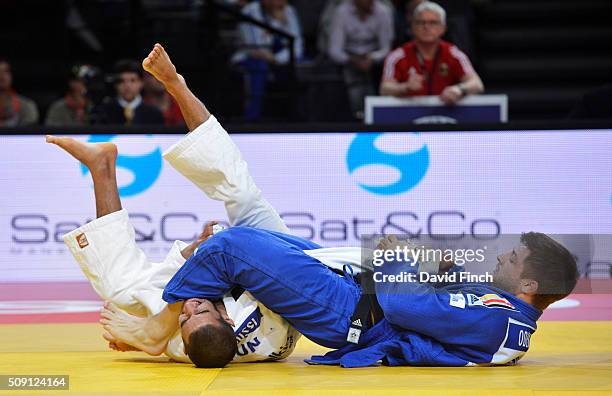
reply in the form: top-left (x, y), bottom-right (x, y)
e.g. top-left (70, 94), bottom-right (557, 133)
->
top-left (347, 271), bottom-right (384, 344)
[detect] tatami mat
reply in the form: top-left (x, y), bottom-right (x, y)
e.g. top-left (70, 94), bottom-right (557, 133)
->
top-left (1, 321), bottom-right (611, 395)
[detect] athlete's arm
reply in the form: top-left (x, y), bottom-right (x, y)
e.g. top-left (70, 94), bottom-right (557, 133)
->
top-left (375, 236), bottom-right (487, 343)
top-left (181, 221), bottom-right (218, 259)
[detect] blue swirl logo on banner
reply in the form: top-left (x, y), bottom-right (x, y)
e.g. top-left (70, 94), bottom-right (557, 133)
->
top-left (346, 133), bottom-right (429, 195)
top-left (81, 135), bottom-right (162, 197)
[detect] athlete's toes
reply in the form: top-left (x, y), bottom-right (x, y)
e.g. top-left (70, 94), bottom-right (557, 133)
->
top-left (102, 331), bottom-right (116, 342)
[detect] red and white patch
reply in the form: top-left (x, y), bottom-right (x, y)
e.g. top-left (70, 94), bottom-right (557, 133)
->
top-left (76, 233), bottom-right (89, 249)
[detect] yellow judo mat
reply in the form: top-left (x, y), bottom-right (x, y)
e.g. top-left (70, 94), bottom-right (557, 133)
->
top-left (0, 321), bottom-right (611, 396)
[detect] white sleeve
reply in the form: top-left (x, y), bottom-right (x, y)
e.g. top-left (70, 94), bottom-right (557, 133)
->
top-left (163, 115), bottom-right (289, 233)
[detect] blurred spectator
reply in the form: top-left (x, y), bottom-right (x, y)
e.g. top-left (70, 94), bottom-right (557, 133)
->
top-left (380, 1), bottom-right (483, 105)
top-left (232, 0), bottom-right (304, 121)
top-left (393, 0), bottom-right (424, 46)
top-left (142, 73), bottom-right (184, 126)
top-left (568, 84), bottom-right (612, 120)
top-left (318, 0), bottom-right (393, 57)
top-left (45, 66), bottom-right (93, 126)
top-left (328, 0), bottom-right (394, 118)
top-left (91, 59), bottom-right (163, 125)
top-left (0, 58), bottom-right (39, 126)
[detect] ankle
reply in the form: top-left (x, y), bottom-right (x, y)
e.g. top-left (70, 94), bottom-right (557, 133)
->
top-left (164, 75), bottom-right (184, 95)
top-left (90, 159), bottom-right (115, 179)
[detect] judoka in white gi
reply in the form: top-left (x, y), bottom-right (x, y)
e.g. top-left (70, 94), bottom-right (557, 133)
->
top-left (48, 44), bottom-right (363, 364)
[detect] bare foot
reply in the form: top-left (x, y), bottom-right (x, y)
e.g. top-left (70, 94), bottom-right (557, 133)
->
top-left (142, 43), bottom-right (183, 88)
top-left (99, 302), bottom-right (168, 356)
top-left (103, 331), bottom-right (141, 352)
top-left (46, 135), bottom-right (117, 174)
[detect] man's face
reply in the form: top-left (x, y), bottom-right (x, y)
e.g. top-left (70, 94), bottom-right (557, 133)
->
top-left (355, 0), bottom-right (374, 14)
top-left (115, 72), bottom-right (142, 102)
top-left (68, 79), bottom-right (87, 97)
top-left (412, 10), bottom-right (446, 44)
top-left (492, 245), bottom-right (531, 294)
top-left (0, 62), bottom-right (12, 91)
top-left (179, 298), bottom-right (234, 351)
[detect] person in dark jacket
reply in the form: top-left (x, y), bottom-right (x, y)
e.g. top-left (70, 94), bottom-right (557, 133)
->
top-left (91, 59), bottom-right (163, 125)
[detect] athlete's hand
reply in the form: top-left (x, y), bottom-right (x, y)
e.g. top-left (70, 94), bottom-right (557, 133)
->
top-left (377, 236), bottom-right (453, 273)
top-left (376, 235), bottom-right (415, 252)
top-left (438, 257), bottom-right (455, 273)
top-left (198, 221), bottom-right (218, 243)
top-left (377, 235), bottom-right (399, 250)
top-left (180, 221), bottom-right (218, 259)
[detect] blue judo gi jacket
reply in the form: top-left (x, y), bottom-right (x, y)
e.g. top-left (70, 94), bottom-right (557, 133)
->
top-left (163, 226), bottom-right (542, 368)
top-left (306, 258), bottom-right (542, 367)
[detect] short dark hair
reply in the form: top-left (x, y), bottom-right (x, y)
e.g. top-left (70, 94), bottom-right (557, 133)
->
top-left (113, 59), bottom-right (142, 78)
top-left (520, 232), bottom-right (579, 308)
top-left (186, 320), bottom-right (237, 368)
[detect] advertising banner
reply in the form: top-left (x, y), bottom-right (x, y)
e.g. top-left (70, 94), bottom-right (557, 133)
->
top-left (1, 129), bottom-right (611, 282)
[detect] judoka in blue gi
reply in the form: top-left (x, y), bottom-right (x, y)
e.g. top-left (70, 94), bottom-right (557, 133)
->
top-left (174, 228), bottom-right (579, 366)
top-left (96, 46), bottom-right (579, 369)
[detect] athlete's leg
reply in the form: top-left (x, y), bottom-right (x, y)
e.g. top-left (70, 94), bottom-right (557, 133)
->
top-left (145, 43), bottom-right (288, 233)
top-left (143, 43), bottom-right (208, 133)
top-left (46, 135), bottom-right (209, 360)
top-left (48, 136), bottom-right (147, 309)
top-left (46, 136), bottom-right (120, 218)
top-left (45, 137), bottom-right (143, 351)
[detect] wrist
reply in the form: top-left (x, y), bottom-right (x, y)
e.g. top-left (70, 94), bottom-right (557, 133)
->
top-left (181, 242), bottom-right (197, 259)
top-left (456, 84), bottom-right (467, 97)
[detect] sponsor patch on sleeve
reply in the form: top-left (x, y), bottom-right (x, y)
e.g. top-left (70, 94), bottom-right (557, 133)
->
top-left (449, 293), bottom-right (466, 309)
top-left (76, 233), bottom-right (89, 249)
top-left (479, 293), bottom-right (516, 310)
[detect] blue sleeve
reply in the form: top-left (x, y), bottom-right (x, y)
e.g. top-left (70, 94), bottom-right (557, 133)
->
top-left (431, 264), bottom-right (466, 288)
top-left (375, 258), bottom-right (505, 347)
top-left (162, 243), bottom-right (233, 304)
